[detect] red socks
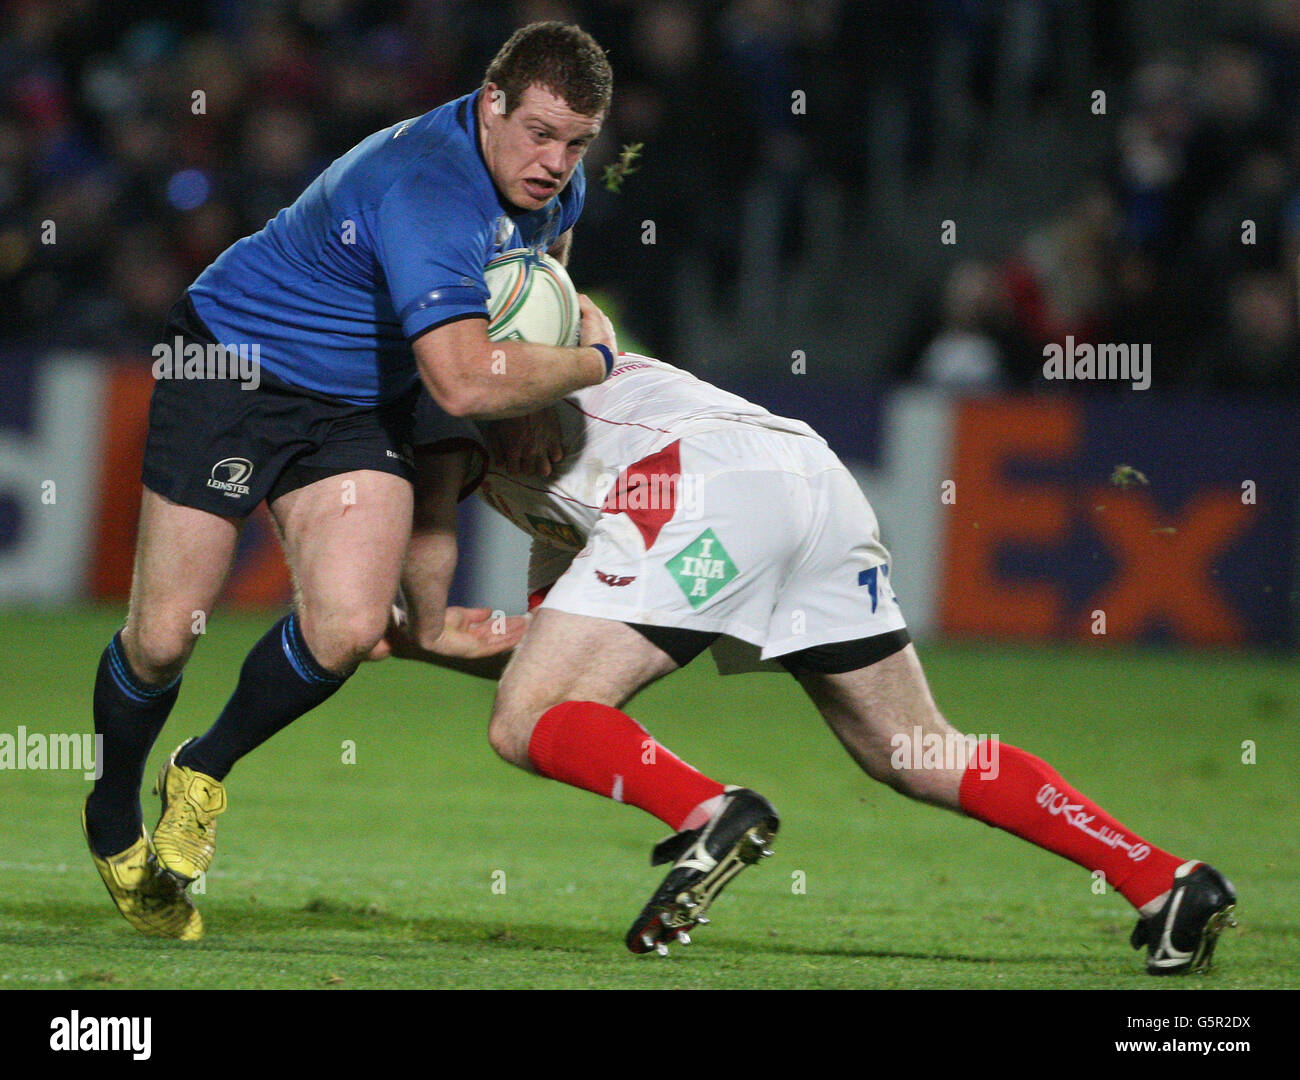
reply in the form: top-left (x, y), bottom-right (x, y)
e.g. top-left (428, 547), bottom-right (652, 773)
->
top-left (959, 742), bottom-right (1184, 908)
top-left (528, 701), bottom-right (725, 831)
top-left (527, 705), bottom-right (1183, 909)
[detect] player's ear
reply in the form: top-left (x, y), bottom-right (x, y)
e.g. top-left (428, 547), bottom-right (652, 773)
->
top-left (483, 82), bottom-right (508, 121)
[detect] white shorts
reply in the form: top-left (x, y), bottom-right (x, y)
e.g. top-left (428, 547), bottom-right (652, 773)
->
top-left (534, 424), bottom-right (907, 671)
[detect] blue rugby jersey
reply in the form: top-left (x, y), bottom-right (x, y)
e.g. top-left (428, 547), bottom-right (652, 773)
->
top-left (188, 91), bottom-right (585, 404)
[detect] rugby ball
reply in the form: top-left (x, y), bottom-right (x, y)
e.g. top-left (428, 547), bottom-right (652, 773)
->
top-left (484, 248), bottom-right (581, 347)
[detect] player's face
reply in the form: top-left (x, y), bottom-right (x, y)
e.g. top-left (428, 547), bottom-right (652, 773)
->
top-left (479, 83), bottom-right (602, 211)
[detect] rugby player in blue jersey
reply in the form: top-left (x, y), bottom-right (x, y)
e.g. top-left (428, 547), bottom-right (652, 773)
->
top-left (83, 22), bottom-right (615, 939)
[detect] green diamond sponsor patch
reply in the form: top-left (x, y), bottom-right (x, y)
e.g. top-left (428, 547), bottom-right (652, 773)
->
top-left (665, 528), bottom-right (737, 609)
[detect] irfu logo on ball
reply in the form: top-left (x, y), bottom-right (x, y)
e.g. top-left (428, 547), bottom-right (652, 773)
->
top-left (665, 529), bottom-right (737, 609)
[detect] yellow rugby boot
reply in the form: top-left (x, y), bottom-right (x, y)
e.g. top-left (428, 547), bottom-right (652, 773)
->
top-left (152, 739), bottom-right (227, 883)
top-left (82, 802), bottom-right (203, 940)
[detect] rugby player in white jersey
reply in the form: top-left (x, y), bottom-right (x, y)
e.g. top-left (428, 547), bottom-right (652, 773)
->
top-left (387, 353), bottom-right (1237, 973)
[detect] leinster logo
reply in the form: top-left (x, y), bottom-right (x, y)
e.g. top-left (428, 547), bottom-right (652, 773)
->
top-left (207, 457), bottom-right (253, 498)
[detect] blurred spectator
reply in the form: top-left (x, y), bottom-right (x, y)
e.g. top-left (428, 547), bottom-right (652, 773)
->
top-left (1255, 0), bottom-right (1300, 114)
top-left (1000, 186), bottom-right (1119, 351)
top-left (1199, 271), bottom-right (1300, 393)
top-left (1161, 42), bottom-right (1283, 261)
top-left (829, 0), bottom-right (939, 195)
top-left (920, 261), bottom-right (1016, 389)
top-left (1114, 60), bottom-right (1195, 251)
top-left (234, 107), bottom-right (323, 228)
top-left (719, 0), bottom-right (810, 274)
top-left (577, 1), bottom-right (755, 357)
top-left (897, 259), bottom-right (1038, 389)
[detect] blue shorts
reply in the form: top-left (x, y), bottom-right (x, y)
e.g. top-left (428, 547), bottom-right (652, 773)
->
top-left (142, 294), bottom-right (485, 517)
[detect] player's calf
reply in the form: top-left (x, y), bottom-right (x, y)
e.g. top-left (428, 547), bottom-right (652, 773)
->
top-left (796, 658), bottom-right (967, 810)
top-left (85, 631), bottom-right (184, 859)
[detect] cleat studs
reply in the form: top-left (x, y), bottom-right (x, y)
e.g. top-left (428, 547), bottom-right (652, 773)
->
top-left (678, 932), bottom-right (691, 945)
top-left (696, 916), bottom-right (710, 925)
top-left (760, 848), bottom-right (774, 858)
top-left (641, 933), bottom-right (655, 950)
top-left (655, 943), bottom-right (669, 957)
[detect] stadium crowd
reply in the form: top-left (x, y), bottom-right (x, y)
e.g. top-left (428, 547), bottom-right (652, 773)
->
top-left (901, 10), bottom-right (1300, 394)
top-left (1, 0), bottom-right (1297, 392)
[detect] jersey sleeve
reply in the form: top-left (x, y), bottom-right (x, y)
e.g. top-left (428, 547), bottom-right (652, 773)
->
top-left (373, 167), bottom-right (493, 341)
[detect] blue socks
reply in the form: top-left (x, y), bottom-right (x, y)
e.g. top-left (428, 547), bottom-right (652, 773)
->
top-left (85, 633), bottom-right (181, 857)
top-left (177, 613), bottom-right (348, 781)
top-left (86, 614), bottom-right (350, 857)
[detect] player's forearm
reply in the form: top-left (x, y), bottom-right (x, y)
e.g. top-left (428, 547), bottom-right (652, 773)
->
top-left (400, 531), bottom-right (457, 647)
top-left (398, 648), bottom-right (511, 681)
top-left (400, 447), bottom-right (469, 646)
top-left (422, 341), bottom-right (604, 420)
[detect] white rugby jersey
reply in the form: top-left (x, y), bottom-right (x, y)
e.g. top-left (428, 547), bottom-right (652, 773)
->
top-left (475, 353), bottom-right (823, 555)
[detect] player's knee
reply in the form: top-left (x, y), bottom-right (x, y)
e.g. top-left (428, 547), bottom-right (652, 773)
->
top-left (299, 606), bottom-right (389, 673)
top-left (487, 712), bottom-right (533, 769)
top-left (122, 621), bottom-right (197, 684)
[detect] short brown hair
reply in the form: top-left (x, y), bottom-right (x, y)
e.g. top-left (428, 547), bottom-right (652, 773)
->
top-left (484, 21), bottom-right (612, 118)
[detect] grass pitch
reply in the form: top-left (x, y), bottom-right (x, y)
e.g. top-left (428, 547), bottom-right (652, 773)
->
top-left (0, 608), bottom-right (1295, 990)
